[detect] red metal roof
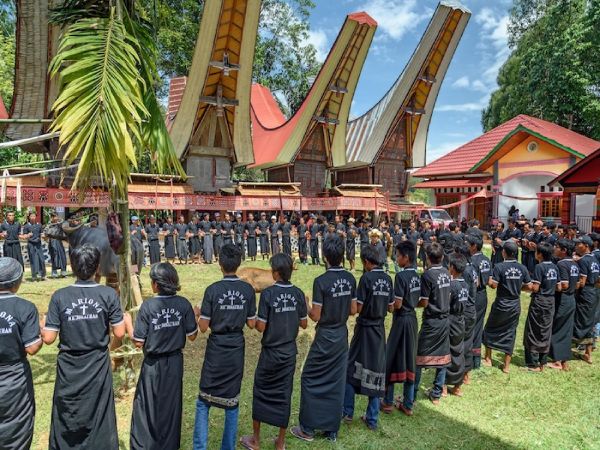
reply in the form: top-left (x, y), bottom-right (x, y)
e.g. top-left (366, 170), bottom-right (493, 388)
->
top-left (250, 84), bottom-right (286, 129)
top-left (414, 114), bottom-right (600, 177)
top-left (0, 95), bottom-right (8, 120)
top-left (413, 177), bottom-right (492, 189)
top-left (347, 12), bottom-right (378, 26)
top-left (551, 147), bottom-right (600, 187)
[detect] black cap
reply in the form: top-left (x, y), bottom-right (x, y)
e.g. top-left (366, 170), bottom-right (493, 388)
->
top-left (575, 235), bottom-right (593, 247)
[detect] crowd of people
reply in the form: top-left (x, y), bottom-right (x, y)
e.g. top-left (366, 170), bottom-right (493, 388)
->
top-left (0, 208), bottom-right (599, 450)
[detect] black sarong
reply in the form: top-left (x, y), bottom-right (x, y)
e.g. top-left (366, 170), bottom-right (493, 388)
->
top-left (573, 286), bottom-right (598, 344)
top-left (252, 342), bottom-right (296, 428)
top-left (189, 236), bottom-right (201, 257)
top-left (164, 235), bottom-right (176, 259)
top-left (27, 242), bottom-right (46, 278)
top-left (310, 240), bottom-right (319, 260)
top-left (299, 325), bottom-right (348, 433)
top-left (524, 295), bottom-right (555, 353)
top-left (549, 292), bottom-right (576, 361)
top-left (3, 242), bottom-right (23, 267)
top-left (49, 239), bottom-right (67, 272)
top-left (200, 333), bottom-right (244, 409)
top-left (259, 234), bottom-right (269, 255)
top-left (298, 238), bottom-right (307, 260)
top-left (446, 315), bottom-right (465, 385)
top-left (416, 317), bottom-right (450, 368)
top-left (130, 351), bottom-right (183, 450)
top-left (386, 313), bottom-right (417, 384)
top-left (347, 321), bottom-right (386, 397)
top-left (472, 290), bottom-right (488, 357)
top-left (0, 359), bottom-right (35, 450)
top-left (271, 237), bottom-right (280, 255)
top-left (247, 237), bottom-right (257, 257)
top-left (346, 239), bottom-right (356, 261)
top-left (148, 240), bottom-right (161, 265)
top-left (282, 236), bottom-right (291, 256)
top-left (50, 348), bottom-right (118, 450)
top-left (176, 238), bottom-right (188, 261)
top-left (463, 306), bottom-right (476, 372)
top-left (202, 236), bottom-right (214, 262)
top-left (483, 297), bottom-right (520, 355)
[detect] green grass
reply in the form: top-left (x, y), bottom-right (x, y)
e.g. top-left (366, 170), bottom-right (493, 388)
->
top-left (24, 248), bottom-right (600, 450)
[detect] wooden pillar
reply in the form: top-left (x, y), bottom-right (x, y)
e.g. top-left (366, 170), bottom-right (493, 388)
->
top-left (560, 191), bottom-right (571, 225)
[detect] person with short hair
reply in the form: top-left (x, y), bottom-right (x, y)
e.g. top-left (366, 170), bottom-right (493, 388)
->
top-left (127, 263), bottom-right (198, 450)
top-left (174, 215), bottom-right (189, 265)
top-left (383, 240), bottom-right (420, 416)
top-left (269, 215), bottom-right (281, 255)
top-left (455, 242), bottom-right (478, 384)
top-left (145, 215), bottom-right (162, 265)
top-left (280, 215), bottom-right (292, 257)
top-left (234, 214), bottom-right (246, 261)
top-left (22, 212), bottom-right (46, 281)
top-left (297, 217), bottom-right (309, 265)
top-left (483, 241), bottom-right (532, 373)
top-left (257, 213), bottom-right (270, 259)
top-left (48, 213), bottom-right (68, 278)
top-left (292, 236), bottom-right (357, 443)
top-left (469, 235), bottom-right (491, 370)
top-left (308, 215), bottom-right (320, 265)
top-left (245, 213), bottom-right (258, 261)
top-left (548, 240), bottom-right (578, 370)
top-left (130, 215), bottom-right (146, 269)
top-left (343, 245), bottom-right (392, 430)
top-left (0, 211), bottom-right (24, 267)
top-left (42, 244), bottom-right (125, 450)
top-left (187, 215), bottom-right (202, 264)
top-left (413, 242), bottom-right (452, 405)
top-left (418, 220), bottom-right (435, 270)
top-left (199, 213), bottom-right (214, 264)
top-left (490, 222), bottom-right (506, 267)
top-left (162, 215), bottom-right (177, 263)
top-left (0, 257), bottom-right (42, 449)
top-left (240, 253), bottom-right (308, 450)
top-left (193, 244), bottom-right (256, 450)
top-left (524, 242), bottom-right (558, 371)
top-left (221, 213), bottom-right (235, 247)
top-left (445, 252), bottom-right (469, 396)
top-left (212, 212), bottom-right (223, 260)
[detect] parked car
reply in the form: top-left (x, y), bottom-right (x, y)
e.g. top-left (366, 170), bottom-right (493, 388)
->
top-left (418, 208), bottom-right (453, 230)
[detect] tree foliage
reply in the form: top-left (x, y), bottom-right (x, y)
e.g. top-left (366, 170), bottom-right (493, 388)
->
top-left (138, 0), bottom-right (320, 115)
top-left (0, 1), bottom-right (15, 106)
top-left (482, 0), bottom-right (600, 140)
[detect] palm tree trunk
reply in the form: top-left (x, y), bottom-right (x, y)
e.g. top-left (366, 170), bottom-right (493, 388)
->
top-left (115, 192), bottom-right (133, 311)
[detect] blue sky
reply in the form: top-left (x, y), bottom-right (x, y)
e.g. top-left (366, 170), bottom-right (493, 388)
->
top-left (304, 0), bottom-right (513, 164)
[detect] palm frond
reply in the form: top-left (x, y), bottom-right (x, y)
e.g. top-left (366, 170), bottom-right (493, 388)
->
top-left (50, 0), bottom-right (110, 25)
top-left (50, 9), bottom-right (147, 196)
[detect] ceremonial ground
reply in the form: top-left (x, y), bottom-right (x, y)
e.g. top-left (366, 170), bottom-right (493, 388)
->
top-left (24, 249), bottom-right (600, 449)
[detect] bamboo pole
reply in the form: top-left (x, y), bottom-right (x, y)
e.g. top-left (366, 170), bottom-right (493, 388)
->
top-left (0, 119), bottom-right (53, 124)
top-left (0, 132), bottom-right (60, 149)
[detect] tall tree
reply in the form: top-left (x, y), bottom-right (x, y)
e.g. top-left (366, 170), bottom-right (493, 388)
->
top-left (0, 1), bottom-right (15, 106)
top-left (138, 0), bottom-right (320, 115)
top-left (482, 0), bottom-right (600, 140)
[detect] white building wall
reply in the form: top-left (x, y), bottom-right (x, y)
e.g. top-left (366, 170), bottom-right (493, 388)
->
top-left (499, 174), bottom-right (556, 220)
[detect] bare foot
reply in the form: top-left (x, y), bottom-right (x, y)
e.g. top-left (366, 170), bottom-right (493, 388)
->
top-left (442, 385), bottom-right (448, 398)
top-left (546, 361), bottom-right (563, 370)
top-left (463, 372), bottom-right (471, 385)
top-left (449, 386), bottom-right (463, 397)
top-left (501, 365), bottom-right (510, 374)
top-left (239, 435), bottom-right (259, 450)
top-left (482, 358), bottom-right (492, 367)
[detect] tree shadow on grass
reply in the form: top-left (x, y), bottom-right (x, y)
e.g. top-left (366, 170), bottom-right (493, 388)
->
top-left (29, 353), bottom-right (58, 386)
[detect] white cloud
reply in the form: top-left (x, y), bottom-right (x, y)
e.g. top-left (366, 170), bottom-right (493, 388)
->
top-left (471, 79), bottom-right (488, 93)
top-left (358, 0), bottom-right (430, 41)
top-left (436, 94), bottom-right (490, 113)
top-left (452, 76), bottom-right (471, 88)
top-left (427, 140), bottom-right (470, 163)
top-left (475, 8), bottom-right (510, 84)
top-left (306, 29), bottom-right (329, 62)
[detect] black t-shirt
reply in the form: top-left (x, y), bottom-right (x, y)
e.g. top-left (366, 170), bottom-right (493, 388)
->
top-left (257, 220), bottom-right (269, 234)
top-left (490, 260), bottom-right (531, 300)
top-left (0, 293), bottom-right (40, 363)
top-left (393, 266), bottom-right (421, 317)
top-left (212, 221), bottom-right (222, 236)
top-left (449, 278), bottom-right (469, 315)
top-left (471, 252), bottom-right (492, 292)
top-left (312, 266), bottom-right (357, 328)
top-left (199, 220), bottom-right (212, 234)
top-left (420, 266), bottom-right (452, 319)
top-left (257, 282), bottom-right (307, 347)
top-left (505, 227), bottom-right (522, 240)
top-left (130, 224), bottom-right (144, 241)
top-left (578, 253), bottom-right (600, 286)
top-left (22, 222), bottom-right (43, 244)
top-left (406, 230), bottom-right (419, 244)
top-left (133, 295), bottom-right (197, 356)
top-left (309, 223), bottom-right (319, 239)
top-left (1, 221), bottom-right (21, 243)
top-left (45, 280), bottom-right (124, 351)
top-left (199, 276), bottom-right (256, 334)
top-left (532, 261), bottom-right (559, 297)
top-left (269, 222), bottom-right (280, 237)
top-left (145, 223), bottom-right (161, 241)
top-left (162, 222), bottom-right (176, 236)
top-left (234, 222), bottom-right (245, 242)
top-left (175, 223), bottom-right (188, 240)
top-left (420, 230), bottom-right (435, 244)
top-left (221, 221), bottom-right (234, 239)
top-left (557, 258), bottom-right (579, 295)
top-left (463, 262), bottom-right (478, 307)
top-left (358, 227), bottom-right (369, 244)
top-left (246, 221), bottom-right (258, 237)
top-left (281, 223), bottom-right (292, 237)
top-left (356, 268), bottom-right (393, 324)
top-left (187, 221), bottom-right (199, 236)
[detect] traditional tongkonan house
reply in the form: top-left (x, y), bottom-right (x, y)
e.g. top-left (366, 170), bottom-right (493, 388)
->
top-left (550, 148), bottom-right (600, 233)
top-left (168, 0), bottom-right (260, 193)
top-left (249, 12), bottom-right (378, 197)
top-left (333, 2), bottom-right (471, 205)
top-left (413, 115), bottom-right (600, 226)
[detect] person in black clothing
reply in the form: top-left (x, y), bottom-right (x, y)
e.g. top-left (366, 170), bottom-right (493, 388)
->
top-left (524, 242), bottom-right (558, 371)
top-left (245, 213), bottom-right (258, 261)
top-left (297, 217), bottom-right (308, 265)
top-left (521, 222), bottom-right (536, 275)
top-left (405, 221), bottom-right (419, 246)
top-left (383, 241), bottom-right (420, 416)
top-left (413, 242), bottom-right (452, 405)
top-left (188, 215), bottom-right (202, 264)
top-left (199, 213), bottom-right (214, 264)
top-left (445, 253), bottom-right (469, 397)
top-left (548, 240), bottom-right (578, 370)
top-left (270, 216), bottom-right (280, 255)
top-left (48, 213), bottom-right (67, 278)
top-left (257, 213), bottom-right (270, 259)
top-left (358, 220), bottom-right (370, 256)
top-left (174, 215), bottom-right (189, 265)
top-left (127, 263), bottom-right (198, 450)
top-left (280, 215), bottom-right (292, 257)
top-left (490, 222), bottom-right (506, 267)
top-left (240, 253), bottom-right (308, 450)
top-left (22, 212), bottom-right (46, 281)
top-left (0, 211), bottom-right (24, 267)
top-left (162, 215), bottom-right (177, 263)
top-left (221, 213), bottom-right (235, 247)
top-left (145, 215), bottom-right (162, 265)
top-left (42, 245), bottom-right (125, 450)
top-left (455, 242), bottom-right (478, 385)
top-left (292, 236), bottom-right (357, 443)
top-left (483, 241), bottom-right (532, 373)
top-left (130, 216), bottom-right (146, 270)
top-left (469, 235), bottom-right (491, 370)
top-left (308, 215), bottom-right (320, 265)
top-left (0, 257), bottom-right (42, 449)
top-left (418, 220), bottom-right (435, 270)
top-left (505, 218), bottom-right (522, 242)
top-left (343, 245), bottom-right (392, 431)
top-left (438, 222), bottom-right (459, 267)
top-left (346, 218), bottom-right (358, 272)
top-left (193, 244), bottom-right (256, 450)
top-left (212, 212), bottom-right (223, 260)
top-left (234, 214), bottom-right (246, 261)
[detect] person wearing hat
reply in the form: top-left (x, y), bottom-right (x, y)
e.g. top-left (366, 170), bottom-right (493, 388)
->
top-left (0, 257), bottom-right (42, 449)
top-left (245, 213), bottom-right (258, 261)
top-left (161, 215), bottom-right (177, 263)
top-left (270, 215), bottom-right (281, 255)
top-left (212, 213), bottom-right (223, 261)
top-left (0, 211), bottom-right (24, 267)
top-left (48, 213), bottom-right (68, 278)
top-left (199, 213), bottom-right (214, 264)
top-left (145, 215), bottom-right (162, 265)
top-left (573, 235), bottom-right (600, 363)
top-left (483, 240), bottom-right (532, 373)
top-left (257, 213), bottom-right (270, 260)
top-left (22, 212), bottom-right (46, 281)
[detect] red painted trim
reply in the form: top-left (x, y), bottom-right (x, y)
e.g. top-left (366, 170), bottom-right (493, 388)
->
top-left (500, 171), bottom-right (559, 185)
top-left (498, 157), bottom-right (571, 169)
